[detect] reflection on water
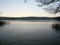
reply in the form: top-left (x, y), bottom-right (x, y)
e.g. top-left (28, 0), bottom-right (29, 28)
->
top-left (0, 21), bottom-right (8, 45)
top-left (0, 20), bottom-right (60, 45)
top-left (0, 21), bottom-right (5, 45)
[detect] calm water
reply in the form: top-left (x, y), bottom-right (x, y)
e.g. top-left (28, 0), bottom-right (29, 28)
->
top-left (0, 20), bottom-right (60, 45)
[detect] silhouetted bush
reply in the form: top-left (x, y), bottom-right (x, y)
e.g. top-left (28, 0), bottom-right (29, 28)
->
top-left (52, 23), bottom-right (60, 31)
top-left (0, 21), bottom-right (5, 27)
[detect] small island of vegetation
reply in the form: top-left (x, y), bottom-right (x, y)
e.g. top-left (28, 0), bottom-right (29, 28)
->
top-left (0, 21), bottom-right (5, 26)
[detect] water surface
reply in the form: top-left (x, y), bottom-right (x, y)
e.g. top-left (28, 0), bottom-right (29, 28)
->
top-left (0, 20), bottom-right (60, 45)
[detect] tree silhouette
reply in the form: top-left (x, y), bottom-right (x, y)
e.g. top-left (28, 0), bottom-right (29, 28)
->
top-left (36, 0), bottom-right (60, 14)
top-left (24, 0), bottom-right (27, 3)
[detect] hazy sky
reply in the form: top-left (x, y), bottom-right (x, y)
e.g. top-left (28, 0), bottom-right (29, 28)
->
top-left (0, 0), bottom-right (59, 17)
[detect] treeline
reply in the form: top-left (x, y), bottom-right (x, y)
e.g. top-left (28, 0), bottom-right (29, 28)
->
top-left (0, 17), bottom-right (55, 20)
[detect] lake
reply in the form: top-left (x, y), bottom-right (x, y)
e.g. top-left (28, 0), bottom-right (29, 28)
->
top-left (0, 20), bottom-right (60, 45)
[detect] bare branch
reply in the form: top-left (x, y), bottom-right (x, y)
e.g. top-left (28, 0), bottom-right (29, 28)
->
top-left (36, 0), bottom-right (60, 14)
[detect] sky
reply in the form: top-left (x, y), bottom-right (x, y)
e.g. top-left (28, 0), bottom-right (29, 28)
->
top-left (0, 0), bottom-right (60, 17)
